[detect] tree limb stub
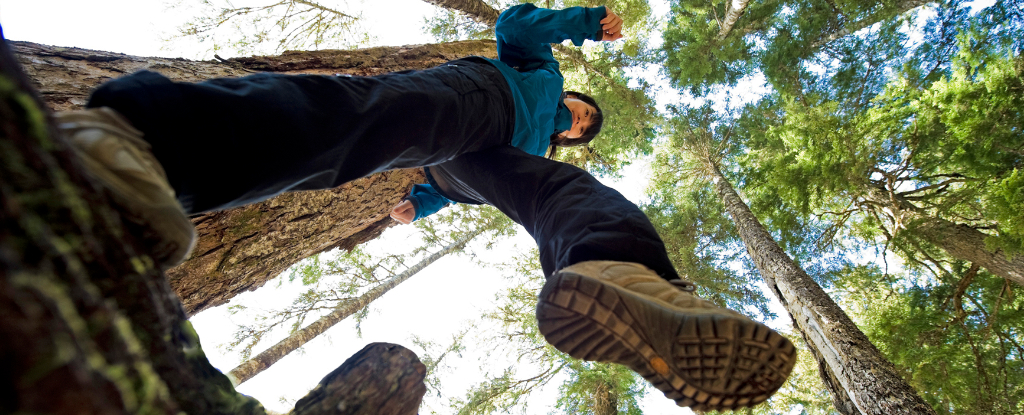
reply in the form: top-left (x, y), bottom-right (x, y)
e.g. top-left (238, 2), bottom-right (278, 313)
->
top-left (291, 343), bottom-right (427, 415)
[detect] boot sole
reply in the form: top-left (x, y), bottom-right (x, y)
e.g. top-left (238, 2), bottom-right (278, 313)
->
top-left (537, 271), bottom-right (796, 410)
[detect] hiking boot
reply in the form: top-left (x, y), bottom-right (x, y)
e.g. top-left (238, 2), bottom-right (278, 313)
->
top-left (537, 261), bottom-right (796, 411)
top-left (56, 107), bottom-right (195, 270)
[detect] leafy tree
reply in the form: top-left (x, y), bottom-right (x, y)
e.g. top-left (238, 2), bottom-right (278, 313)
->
top-left (643, 170), bottom-right (775, 318)
top-left (659, 105), bottom-right (935, 414)
top-left (168, 0), bottom-right (372, 56)
top-left (662, 0), bottom-right (934, 93)
top-left (734, 3), bottom-right (1024, 286)
top-left (833, 261), bottom-right (1024, 414)
top-left (427, 249), bottom-right (649, 414)
top-left (223, 205), bottom-right (515, 384)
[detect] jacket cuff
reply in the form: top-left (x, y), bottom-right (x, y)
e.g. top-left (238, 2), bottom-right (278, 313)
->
top-left (592, 6), bottom-right (607, 41)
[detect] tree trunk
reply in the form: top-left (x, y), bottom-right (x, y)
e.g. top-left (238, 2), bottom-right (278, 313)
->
top-left (862, 186), bottom-right (1024, 287)
top-left (2, 36), bottom-right (428, 415)
top-left (1, 32), bottom-right (262, 415)
top-left (708, 164), bottom-right (936, 415)
top-left (421, 0), bottom-right (500, 25)
top-left (15, 39), bottom-right (498, 315)
top-left (716, 0), bottom-right (752, 40)
top-left (228, 228), bottom-right (484, 384)
top-left (811, 0), bottom-right (933, 48)
top-left (291, 342), bottom-right (427, 415)
top-left (593, 381), bottom-right (618, 415)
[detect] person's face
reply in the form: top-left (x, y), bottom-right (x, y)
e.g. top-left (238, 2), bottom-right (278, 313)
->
top-left (562, 96), bottom-right (597, 139)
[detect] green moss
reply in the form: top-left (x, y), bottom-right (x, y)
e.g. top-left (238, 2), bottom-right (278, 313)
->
top-left (10, 273), bottom-right (169, 413)
top-left (227, 208), bottom-right (266, 238)
top-left (179, 320), bottom-right (268, 415)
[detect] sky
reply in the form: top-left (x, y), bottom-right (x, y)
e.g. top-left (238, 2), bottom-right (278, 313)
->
top-left (0, 1), bottom-right (693, 413)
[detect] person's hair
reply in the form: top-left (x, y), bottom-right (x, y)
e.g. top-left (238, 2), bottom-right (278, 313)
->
top-left (547, 91), bottom-right (604, 159)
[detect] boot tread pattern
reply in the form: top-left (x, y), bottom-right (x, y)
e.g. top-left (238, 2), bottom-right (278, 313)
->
top-left (537, 271), bottom-right (796, 411)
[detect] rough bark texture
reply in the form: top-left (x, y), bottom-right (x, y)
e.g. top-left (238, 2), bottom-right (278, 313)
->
top-left (709, 165), bottom-right (936, 415)
top-left (421, 0), bottom-right (500, 25)
top-left (291, 343), bottom-right (427, 415)
top-left (15, 39), bottom-right (499, 315)
top-left (593, 382), bottom-right (618, 415)
top-left (716, 0), bottom-right (751, 40)
top-left (863, 186), bottom-right (1024, 287)
top-left (175, 171), bottom-right (424, 314)
top-left (228, 229), bottom-right (483, 384)
top-left (1, 35), bottom-right (262, 415)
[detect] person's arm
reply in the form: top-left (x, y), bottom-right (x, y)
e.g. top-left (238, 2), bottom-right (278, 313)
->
top-left (495, 4), bottom-right (615, 68)
top-left (391, 184), bottom-right (453, 224)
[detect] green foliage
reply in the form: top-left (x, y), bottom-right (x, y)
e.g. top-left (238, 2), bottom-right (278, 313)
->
top-left (730, 1), bottom-right (1024, 277)
top-left (226, 205), bottom-right (514, 361)
top-left (555, 361), bottom-right (646, 415)
top-left (168, 0), bottom-right (372, 57)
top-left (990, 169), bottom-right (1024, 254)
top-left (446, 250), bottom-right (569, 414)
top-left (643, 169), bottom-right (775, 318)
top-left (443, 249), bottom-right (650, 414)
top-left (838, 263), bottom-right (1024, 414)
top-left (662, 0), bottom-right (935, 93)
top-left (424, 8), bottom-right (495, 42)
top-left (661, 0), bottom-right (773, 94)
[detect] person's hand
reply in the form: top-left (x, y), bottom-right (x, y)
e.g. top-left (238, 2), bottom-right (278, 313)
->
top-left (391, 200), bottom-right (416, 224)
top-left (600, 7), bottom-right (623, 41)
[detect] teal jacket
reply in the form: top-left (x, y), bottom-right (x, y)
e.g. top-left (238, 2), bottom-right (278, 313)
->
top-left (406, 4), bottom-right (606, 221)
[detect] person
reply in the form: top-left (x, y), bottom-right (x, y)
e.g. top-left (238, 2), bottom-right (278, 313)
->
top-left (57, 3), bottom-right (796, 411)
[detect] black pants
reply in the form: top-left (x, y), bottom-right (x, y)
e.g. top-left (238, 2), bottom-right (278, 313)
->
top-left (88, 59), bottom-right (679, 280)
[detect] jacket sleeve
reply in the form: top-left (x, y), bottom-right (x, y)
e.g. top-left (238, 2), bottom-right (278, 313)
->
top-left (405, 184), bottom-right (454, 221)
top-left (495, 4), bottom-right (606, 70)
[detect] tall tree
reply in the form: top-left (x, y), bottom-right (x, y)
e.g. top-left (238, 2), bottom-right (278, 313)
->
top-left (733, 3), bottom-right (1024, 287)
top-left (662, 0), bottom-right (934, 93)
top-left (835, 262), bottom-right (1024, 414)
top-left (662, 108), bottom-right (936, 414)
top-left (435, 250), bottom-right (648, 415)
top-left (169, 0), bottom-right (370, 57)
top-left (15, 39), bottom-right (499, 314)
top-left (229, 227), bottom-right (483, 384)
top-left (225, 205), bottom-right (515, 384)
top-left (0, 31), bottom-right (426, 415)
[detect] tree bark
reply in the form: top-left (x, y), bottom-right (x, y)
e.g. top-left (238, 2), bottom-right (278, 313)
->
top-left (421, 0), bottom-right (500, 26)
top-left (15, 39), bottom-right (498, 315)
top-left (708, 164), bottom-right (936, 415)
top-left (1, 34), bottom-right (262, 415)
top-left (291, 343), bottom-right (427, 415)
top-left (228, 228), bottom-right (484, 385)
top-left (593, 381), bottom-right (618, 415)
top-left (716, 0), bottom-right (752, 41)
top-left (861, 186), bottom-right (1024, 287)
top-left (2, 37), bottom-right (428, 415)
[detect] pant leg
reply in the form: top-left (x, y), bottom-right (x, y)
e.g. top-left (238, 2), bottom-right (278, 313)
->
top-left (87, 58), bottom-right (513, 213)
top-left (430, 146), bottom-right (680, 281)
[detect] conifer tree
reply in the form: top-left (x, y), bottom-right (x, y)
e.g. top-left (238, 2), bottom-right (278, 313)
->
top-left (168, 0), bottom-right (371, 56)
top-left (659, 107), bottom-right (935, 414)
top-left (662, 0), bottom-right (934, 93)
top-left (415, 250), bottom-right (648, 414)
top-left (733, 1), bottom-right (1024, 286)
top-left (224, 205), bottom-right (515, 384)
